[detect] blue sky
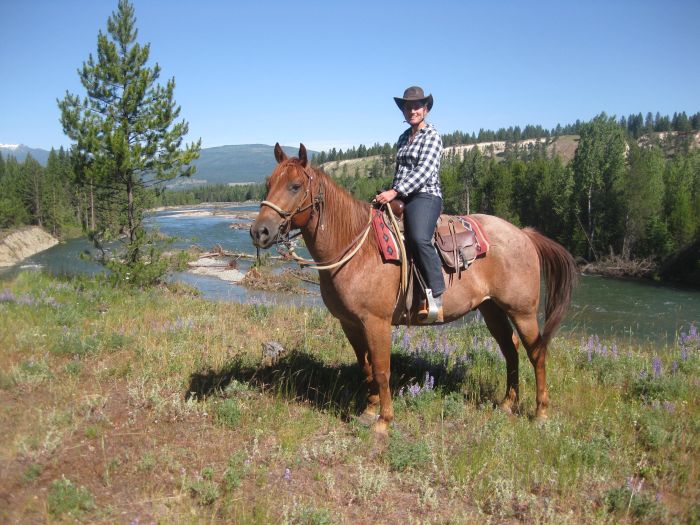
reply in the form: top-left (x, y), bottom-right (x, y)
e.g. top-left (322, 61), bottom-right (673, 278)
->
top-left (1, 0), bottom-right (698, 152)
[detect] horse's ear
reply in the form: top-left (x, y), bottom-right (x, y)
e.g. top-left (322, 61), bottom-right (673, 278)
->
top-left (299, 143), bottom-right (308, 167)
top-left (274, 143), bottom-right (287, 164)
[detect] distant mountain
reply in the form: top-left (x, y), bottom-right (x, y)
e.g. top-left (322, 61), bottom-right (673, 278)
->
top-left (181, 144), bottom-right (319, 187)
top-left (0, 143), bottom-right (315, 186)
top-left (0, 144), bottom-right (51, 165)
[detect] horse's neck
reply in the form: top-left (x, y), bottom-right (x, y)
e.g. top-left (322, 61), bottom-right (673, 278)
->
top-left (302, 171), bottom-right (369, 262)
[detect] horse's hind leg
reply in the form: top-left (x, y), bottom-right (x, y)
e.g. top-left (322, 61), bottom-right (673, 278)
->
top-left (511, 313), bottom-right (549, 420)
top-left (479, 300), bottom-right (520, 414)
top-left (340, 320), bottom-right (379, 424)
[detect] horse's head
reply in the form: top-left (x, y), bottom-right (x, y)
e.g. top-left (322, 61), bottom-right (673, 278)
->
top-left (250, 143), bottom-right (317, 248)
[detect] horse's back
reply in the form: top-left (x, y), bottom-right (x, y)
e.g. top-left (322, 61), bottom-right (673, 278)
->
top-left (452, 213), bottom-right (542, 312)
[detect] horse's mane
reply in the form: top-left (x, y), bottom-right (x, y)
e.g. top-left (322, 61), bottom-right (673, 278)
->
top-left (306, 163), bottom-right (371, 244)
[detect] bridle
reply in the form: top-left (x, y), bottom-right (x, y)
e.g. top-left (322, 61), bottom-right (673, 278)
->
top-left (259, 162), bottom-right (325, 240)
top-left (257, 162), bottom-right (374, 271)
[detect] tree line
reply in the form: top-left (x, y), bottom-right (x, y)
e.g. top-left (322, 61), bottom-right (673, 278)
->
top-left (2, 111), bottom-right (698, 276)
top-left (312, 111), bottom-right (700, 163)
top-left (439, 115), bottom-right (699, 267)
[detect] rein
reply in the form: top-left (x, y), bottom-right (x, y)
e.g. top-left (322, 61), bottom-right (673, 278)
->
top-left (285, 209), bottom-right (373, 270)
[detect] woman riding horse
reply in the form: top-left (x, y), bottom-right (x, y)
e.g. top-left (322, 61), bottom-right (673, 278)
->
top-left (251, 142), bottom-right (577, 435)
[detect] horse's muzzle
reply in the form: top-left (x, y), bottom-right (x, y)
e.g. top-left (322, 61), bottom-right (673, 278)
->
top-left (250, 222), bottom-right (275, 248)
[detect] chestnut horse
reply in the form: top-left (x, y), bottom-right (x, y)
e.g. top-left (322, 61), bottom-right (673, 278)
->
top-left (251, 143), bottom-right (577, 433)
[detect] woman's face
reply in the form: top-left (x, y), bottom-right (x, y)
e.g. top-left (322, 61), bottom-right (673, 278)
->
top-left (402, 101), bottom-right (428, 126)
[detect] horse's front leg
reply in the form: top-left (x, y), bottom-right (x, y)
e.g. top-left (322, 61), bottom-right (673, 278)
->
top-left (363, 316), bottom-right (393, 435)
top-left (340, 320), bottom-right (379, 424)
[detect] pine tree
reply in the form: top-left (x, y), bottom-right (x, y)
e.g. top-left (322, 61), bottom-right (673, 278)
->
top-left (571, 113), bottom-right (627, 260)
top-left (622, 143), bottom-right (665, 258)
top-left (58, 0), bottom-right (200, 264)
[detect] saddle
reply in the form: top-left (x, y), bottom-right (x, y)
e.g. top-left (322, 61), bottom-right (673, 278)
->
top-left (372, 199), bottom-right (490, 324)
top-left (379, 199), bottom-right (489, 275)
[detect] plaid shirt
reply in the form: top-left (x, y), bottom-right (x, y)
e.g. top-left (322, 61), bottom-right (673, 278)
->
top-left (392, 123), bottom-right (443, 198)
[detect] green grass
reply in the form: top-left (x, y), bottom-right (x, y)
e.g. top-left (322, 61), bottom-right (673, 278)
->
top-left (0, 271), bottom-right (698, 524)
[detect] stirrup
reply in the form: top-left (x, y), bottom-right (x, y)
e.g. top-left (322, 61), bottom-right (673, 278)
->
top-left (418, 289), bottom-right (441, 323)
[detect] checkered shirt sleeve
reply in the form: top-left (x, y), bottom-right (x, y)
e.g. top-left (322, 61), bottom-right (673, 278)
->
top-left (392, 124), bottom-right (443, 198)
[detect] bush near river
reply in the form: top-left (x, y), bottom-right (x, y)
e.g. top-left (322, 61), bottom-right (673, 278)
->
top-left (1, 272), bottom-right (698, 524)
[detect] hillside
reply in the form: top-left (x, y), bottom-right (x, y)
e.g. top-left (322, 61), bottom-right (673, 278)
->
top-left (171, 144), bottom-right (319, 188)
top-left (317, 131), bottom-right (700, 178)
top-left (317, 135), bottom-right (581, 178)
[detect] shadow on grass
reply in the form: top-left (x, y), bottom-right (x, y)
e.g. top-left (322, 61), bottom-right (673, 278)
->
top-left (186, 349), bottom-right (501, 421)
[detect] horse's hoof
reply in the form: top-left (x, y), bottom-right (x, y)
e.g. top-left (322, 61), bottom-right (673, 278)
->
top-left (371, 419), bottom-right (390, 436)
top-left (499, 401), bottom-right (515, 415)
top-left (356, 411), bottom-right (379, 427)
top-left (535, 411), bottom-right (549, 424)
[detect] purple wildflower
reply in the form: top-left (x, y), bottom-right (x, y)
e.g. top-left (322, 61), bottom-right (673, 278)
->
top-left (652, 357), bottom-right (662, 379)
top-left (283, 467), bottom-right (291, 481)
top-left (401, 329), bottom-right (411, 350)
top-left (424, 371), bottom-right (435, 391)
top-left (663, 401), bottom-right (675, 414)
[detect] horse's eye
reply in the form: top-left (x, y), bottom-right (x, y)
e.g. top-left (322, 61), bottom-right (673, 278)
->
top-left (289, 182), bottom-right (302, 193)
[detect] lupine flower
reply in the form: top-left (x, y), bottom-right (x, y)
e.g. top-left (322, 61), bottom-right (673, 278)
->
top-left (283, 467), bottom-right (291, 481)
top-left (652, 357), bottom-right (662, 378)
top-left (399, 372), bottom-right (435, 398)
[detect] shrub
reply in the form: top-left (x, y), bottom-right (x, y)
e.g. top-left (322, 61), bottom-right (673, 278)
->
top-left (48, 477), bottom-right (95, 518)
top-left (215, 399), bottom-right (242, 428)
top-left (387, 431), bottom-right (431, 471)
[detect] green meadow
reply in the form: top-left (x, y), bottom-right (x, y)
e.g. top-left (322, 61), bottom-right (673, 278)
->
top-left (1, 271), bottom-right (698, 524)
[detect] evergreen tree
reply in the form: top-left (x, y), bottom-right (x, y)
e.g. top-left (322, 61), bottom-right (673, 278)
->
top-left (571, 113), bottom-right (626, 260)
top-left (58, 0), bottom-right (200, 264)
top-left (622, 143), bottom-right (665, 258)
top-left (664, 151), bottom-right (699, 249)
top-left (20, 155), bottom-right (44, 227)
top-left (0, 155), bottom-right (30, 228)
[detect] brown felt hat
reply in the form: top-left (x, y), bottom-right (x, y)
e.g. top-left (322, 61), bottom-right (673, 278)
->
top-left (394, 85), bottom-right (433, 112)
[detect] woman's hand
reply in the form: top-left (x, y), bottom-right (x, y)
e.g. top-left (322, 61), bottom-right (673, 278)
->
top-left (375, 189), bottom-right (398, 205)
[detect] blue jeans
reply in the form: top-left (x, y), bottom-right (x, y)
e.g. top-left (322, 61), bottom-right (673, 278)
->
top-left (403, 193), bottom-right (445, 297)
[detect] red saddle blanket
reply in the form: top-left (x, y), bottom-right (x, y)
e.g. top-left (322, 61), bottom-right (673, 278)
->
top-left (371, 208), bottom-right (401, 262)
top-left (460, 215), bottom-right (490, 258)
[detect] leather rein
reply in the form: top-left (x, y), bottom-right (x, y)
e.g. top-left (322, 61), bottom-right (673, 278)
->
top-left (258, 164), bottom-right (372, 271)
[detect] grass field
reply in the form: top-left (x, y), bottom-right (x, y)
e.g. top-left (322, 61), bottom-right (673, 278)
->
top-left (1, 272), bottom-right (698, 524)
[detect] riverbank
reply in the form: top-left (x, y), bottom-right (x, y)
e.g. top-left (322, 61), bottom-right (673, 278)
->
top-left (0, 226), bottom-right (59, 267)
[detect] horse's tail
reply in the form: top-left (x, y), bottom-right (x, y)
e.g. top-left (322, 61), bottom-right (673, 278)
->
top-left (523, 227), bottom-right (578, 347)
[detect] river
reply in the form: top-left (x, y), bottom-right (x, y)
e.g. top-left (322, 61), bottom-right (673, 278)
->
top-left (1, 203), bottom-right (698, 346)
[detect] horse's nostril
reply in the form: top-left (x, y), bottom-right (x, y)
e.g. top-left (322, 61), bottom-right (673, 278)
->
top-left (251, 225), bottom-right (270, 245)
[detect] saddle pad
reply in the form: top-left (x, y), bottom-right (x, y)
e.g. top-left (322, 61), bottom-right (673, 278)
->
top-left (461, 215), bottom-right (490, 257)
top-left (372, 208), bottom-right (400, 262)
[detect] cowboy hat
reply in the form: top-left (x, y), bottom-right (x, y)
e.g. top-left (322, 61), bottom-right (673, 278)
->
top-left (393, 86), bottom-right (433, 112)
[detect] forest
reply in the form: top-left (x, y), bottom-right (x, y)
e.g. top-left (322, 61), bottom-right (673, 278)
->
top-left (1, 111), bottom-right (698, 282)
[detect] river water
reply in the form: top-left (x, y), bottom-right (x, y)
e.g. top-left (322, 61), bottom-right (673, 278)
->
top-left (2, 203), bottom-right (698, 345)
